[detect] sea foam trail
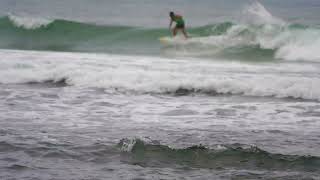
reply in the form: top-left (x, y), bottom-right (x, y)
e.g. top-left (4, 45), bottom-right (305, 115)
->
top-left (0, 50), bottom-right (319, 101)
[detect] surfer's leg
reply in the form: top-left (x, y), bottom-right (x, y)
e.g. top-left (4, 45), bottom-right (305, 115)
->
top-left (177, 23), bottom-right (188, 39)
top-left (173, 27), bottom-right (178, 36)
top-left (182, 28), bottom-right (188, 39)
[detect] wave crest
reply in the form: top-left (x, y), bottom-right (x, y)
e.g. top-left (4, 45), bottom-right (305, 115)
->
top-left (8, 14), bottom-right (53, 29)
top-left (119, 138), bottom-right (320, 171)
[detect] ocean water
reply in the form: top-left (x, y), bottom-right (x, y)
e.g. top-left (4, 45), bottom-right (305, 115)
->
top-left (0, 0), bottom-right (320, 179)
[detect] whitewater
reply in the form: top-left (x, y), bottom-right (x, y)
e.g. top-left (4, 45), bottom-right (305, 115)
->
top-left (1, 50), bottom-right (319, 100)
top-left (0, 1), bottom-right (320, 180)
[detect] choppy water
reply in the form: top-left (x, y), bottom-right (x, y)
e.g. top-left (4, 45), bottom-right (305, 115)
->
top-left (0, 0), bottom-right (320, 179)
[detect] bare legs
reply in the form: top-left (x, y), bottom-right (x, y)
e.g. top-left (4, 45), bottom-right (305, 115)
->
top-left (172, 27), bottom-right (188, 39)
top-left (182, 29), bottom-right (189, 39)
top-left (173, 27), bottom-right (178, 36)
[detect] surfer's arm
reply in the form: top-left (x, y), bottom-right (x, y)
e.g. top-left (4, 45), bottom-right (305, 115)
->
top-left (169, 19), bottom-right (173, 29)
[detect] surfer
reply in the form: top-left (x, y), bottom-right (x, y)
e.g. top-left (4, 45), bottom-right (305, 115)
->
top-left (169, 11), bottom-right (189, 39)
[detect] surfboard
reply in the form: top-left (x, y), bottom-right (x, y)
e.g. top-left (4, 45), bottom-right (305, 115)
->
top-left (159, 36), bottom-right (172, 45)
top-left (159, 36), bottom-right (190, 45)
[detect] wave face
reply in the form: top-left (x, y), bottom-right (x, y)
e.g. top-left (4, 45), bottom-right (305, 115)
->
top-left (1, 2), bottom-right (320, 61)
top-left (0, 15), bottom-right (167, 54)
top-left (119, 138), bottom-right (320, 172)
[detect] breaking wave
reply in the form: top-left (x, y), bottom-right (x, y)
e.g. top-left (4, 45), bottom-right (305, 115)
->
top-left (7, 14), bottom-right (53, 29)
top-left (0, 1), bottom-right (320, 61)
top-left (118, 138), bottom-right (320, 171)
top-left (2, 138), bottom-right (319, 172)
top-left (0, 50), bottom-right (319, 101)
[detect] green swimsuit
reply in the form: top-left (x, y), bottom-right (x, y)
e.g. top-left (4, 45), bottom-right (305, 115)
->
top-left (173, 15), bottom-right (185, 28)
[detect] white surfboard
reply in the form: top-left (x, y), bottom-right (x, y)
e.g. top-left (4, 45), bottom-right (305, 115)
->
top-left (159, 36), bottom-right (190, 46)
top-left (159, 36), bottom-right (173, 45)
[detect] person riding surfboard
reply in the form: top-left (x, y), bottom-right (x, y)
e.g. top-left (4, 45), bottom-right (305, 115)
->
top-left (169, 11), bottom-right (189, 39)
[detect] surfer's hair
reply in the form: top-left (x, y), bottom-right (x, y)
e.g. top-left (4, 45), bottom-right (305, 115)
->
top-left (169, 12), bottom-right (174, 16)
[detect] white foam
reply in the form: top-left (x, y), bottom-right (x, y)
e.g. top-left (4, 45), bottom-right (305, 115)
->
top-left (0, 49), bottom-right (319, 101)
top-left (241, 1), bottom-right (285, 26)
top-left (8, 14), bottom-right (53, 29)
top-left (239, 2), bottom-right (320, 61)
top-left (167, 2), bottom-right (320, 62)
top-left (275, 30), bottom-right (320, 61)
top-left (127, 1), bottom-right (319, 63)
top-left (120, 138), bottom-right (137, 152)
